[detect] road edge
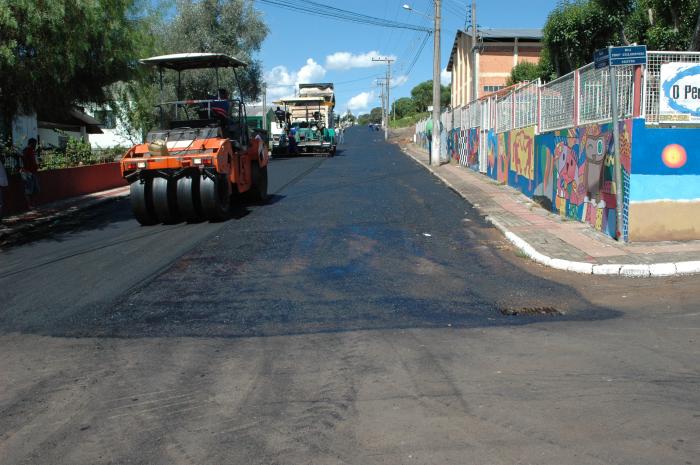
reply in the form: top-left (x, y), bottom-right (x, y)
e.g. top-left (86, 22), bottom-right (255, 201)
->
top-left (399, 146), bottom-right (700, 278)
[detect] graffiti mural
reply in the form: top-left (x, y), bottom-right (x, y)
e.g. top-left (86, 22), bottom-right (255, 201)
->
top-left (497, 132), bottom-right (509, 184)
top-left (487, 130), bottom-right (497, 179)
top-left (532, 122), bottom-right (631, 239)
top-left (629, 118), bottom-right (700, 241)
top-left (467, 128), bottom-right (480, 170)
top-left (508, 126), bottom-right (536, 196)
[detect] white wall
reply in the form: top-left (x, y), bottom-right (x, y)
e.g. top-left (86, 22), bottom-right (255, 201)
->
top-left (12, 113), bottom-right (38, 149)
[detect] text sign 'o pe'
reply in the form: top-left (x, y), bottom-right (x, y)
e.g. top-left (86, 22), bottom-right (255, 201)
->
top-left (660, 63), bottom-right (700, 124)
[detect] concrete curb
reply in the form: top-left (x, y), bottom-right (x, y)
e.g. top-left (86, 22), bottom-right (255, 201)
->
top-left (400, 146), bottom-right (700, 278)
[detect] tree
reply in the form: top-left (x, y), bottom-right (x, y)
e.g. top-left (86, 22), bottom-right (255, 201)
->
top-left (410, 81), bottom-right (432, 112)
top-left (357, 113), bottom-right (370, 125)
top-left (340, 111), bottom-right (356, 125)
top-left (410, 80), bottom-right (451, 112)
top-left (542, 0), bottom-right (616, 76)
top-left (392, 97), bottom-right (417, 119)
top-left (441, 84), bottom-right (451, 109)
top-left (159, 0), bottom-right (268, 102)
top-left (0, 0), bottom-right (154, 135)
top-left (369, 107), bottom-right (383, 124)
top-left (506, 61), bottom-right (542, 86)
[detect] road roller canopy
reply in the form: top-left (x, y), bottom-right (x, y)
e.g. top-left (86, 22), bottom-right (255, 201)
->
top-left (140, 53), bottom-right (248, 71)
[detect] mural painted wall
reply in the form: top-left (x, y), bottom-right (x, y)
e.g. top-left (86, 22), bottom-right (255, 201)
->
top-left (629, 118), bottom-right (700, 241)
top-left (416, 115), bottom-right (700, 241)
top-left (508, 126), bottom-right (536, 197)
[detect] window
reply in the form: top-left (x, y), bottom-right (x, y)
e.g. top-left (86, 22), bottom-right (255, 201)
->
top-left (483, 85), bottom-right (504, 93)
top-left (94, 110), bottom-right (116, 129)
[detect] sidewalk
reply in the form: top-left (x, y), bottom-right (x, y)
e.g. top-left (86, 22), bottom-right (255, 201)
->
top-left (0, 185), bottom-right (130, 243)
top-left (401, 143), bottom-right (700, 277)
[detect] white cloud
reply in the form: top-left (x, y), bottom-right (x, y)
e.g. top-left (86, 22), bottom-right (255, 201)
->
top-left (346, 91), bottom-right (376, 113)
top-left (391, 74), bottom-right (409, 87)
top-left (265, 58), bottom-right (327, 100)
top-left (441, 67), bottom-right (451, 86)
top-left (325, 51), bottom-right (397, 71)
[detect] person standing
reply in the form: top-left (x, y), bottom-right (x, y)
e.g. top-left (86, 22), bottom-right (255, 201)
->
top-left (0, 154), bottom-right (8, 219)
top-left (337, 126), bottom-right (344, 144)
top-left (21, 138), bottom-right (40, 209)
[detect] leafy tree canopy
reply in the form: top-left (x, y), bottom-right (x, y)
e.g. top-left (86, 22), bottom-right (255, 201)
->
top-left (369, 107), bottom-right (383, 124)
top-left (505, 61), bottom-right (543, 86)
top-left (392, 97), bottom-right (417, 119)
top-left (0, 0), bottom-right (154, 127)
top-left (159, 0), bottom-right (268, 102)
top-left (542, 0), bottom-right (700, 78)
top-left (410, 80), bottom-right (451, 112)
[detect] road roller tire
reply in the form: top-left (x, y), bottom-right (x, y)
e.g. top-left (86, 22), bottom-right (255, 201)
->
top-left (152, 177), bottom-right (179, 223)
top-left (177, 175), bottom-right (203, 222)
top-left (130, 179), bottom-right (158, 226)
top-left (249, 163), bottom-right (268, 202)
top-left (200, 175), bottom-right (230, 221)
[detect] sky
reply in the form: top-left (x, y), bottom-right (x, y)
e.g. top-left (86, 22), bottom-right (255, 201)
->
top-left (254, 0), bottom-right (559, 116)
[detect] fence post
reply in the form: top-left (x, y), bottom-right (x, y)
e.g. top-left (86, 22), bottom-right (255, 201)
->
top-left (511, 89), bottom-right (516, 130)
top-left (573, 68), bottom-right (580, 127)
top-left (633, 64), bottom-right (643, 117)
top-left (536, 79), bottom-right (542, 134)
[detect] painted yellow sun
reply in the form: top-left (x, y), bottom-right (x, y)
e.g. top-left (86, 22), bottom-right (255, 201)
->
top-left (661, 144), bottom-right (687, 169)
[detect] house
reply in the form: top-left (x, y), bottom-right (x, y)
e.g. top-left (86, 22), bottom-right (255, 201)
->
top-left (447, 28), bottom-right (543, 108)
top-left (9, 109), bottom-right (103, 151)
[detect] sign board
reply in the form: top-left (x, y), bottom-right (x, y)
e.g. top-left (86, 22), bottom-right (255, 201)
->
top-left (659, 62), bottom-right (700, 123)
top-left (594, 48), bottom-right (609, 69)
top-left (609, 45), bottom-right (647, 66)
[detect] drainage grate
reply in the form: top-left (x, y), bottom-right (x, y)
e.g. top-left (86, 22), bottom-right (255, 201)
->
top-left (499, 306), bottom-right (563, 316)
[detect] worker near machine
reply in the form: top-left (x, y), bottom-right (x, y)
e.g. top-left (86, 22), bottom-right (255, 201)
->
top-left (275, 106), bottom-right (286, 123)
top-left (21, 138), bottom-right (40, 209)
top-left (209, 88), bottom-right (230, 118)
top-left (287, 128), bottom-right (298, 155)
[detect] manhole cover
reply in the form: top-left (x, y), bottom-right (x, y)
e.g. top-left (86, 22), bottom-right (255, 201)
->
top-left (499, 306), bottom-right (563, 316)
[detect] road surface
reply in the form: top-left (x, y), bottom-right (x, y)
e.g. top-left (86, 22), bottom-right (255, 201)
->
top-left (0, 127), bottom-right (698, 464)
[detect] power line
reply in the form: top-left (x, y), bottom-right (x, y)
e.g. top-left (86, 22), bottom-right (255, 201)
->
top-left (256, 0), bottom-right (432, 32)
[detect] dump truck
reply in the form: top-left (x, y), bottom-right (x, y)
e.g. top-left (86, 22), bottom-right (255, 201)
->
top-left (120, 53), bottom-right (269, 225)
top-left (272, 83), bottom-right (336, 156)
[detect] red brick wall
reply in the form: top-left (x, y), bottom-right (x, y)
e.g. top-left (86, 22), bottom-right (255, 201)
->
top-left (1, 162), bottom-right (127, 215)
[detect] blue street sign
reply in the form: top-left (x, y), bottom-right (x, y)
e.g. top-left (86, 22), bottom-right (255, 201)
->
top-left (594, 48), bottom-right (609, 69)
top-left (609, 45), bottom-right (647, 66)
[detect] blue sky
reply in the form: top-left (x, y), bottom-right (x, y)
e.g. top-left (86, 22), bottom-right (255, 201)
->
top-left (255, 0), bottom-right (559, 115)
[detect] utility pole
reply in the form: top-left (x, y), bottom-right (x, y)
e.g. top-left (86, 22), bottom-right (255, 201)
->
top-left (431, 0), bottom-right (441, 166)
top-left (372, 57), bottom-right (394, 140)
top-left (376, 78), bottom-right (386, 131)
top-left (471, 0), bottom-right (477, 102)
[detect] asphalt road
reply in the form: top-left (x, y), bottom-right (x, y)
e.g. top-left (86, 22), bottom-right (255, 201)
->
top-left (0, 127), bottom-right (698, 464)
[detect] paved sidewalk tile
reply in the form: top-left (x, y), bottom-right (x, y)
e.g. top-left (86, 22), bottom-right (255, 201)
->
top-left (400, 143), bottom-right (700, 272)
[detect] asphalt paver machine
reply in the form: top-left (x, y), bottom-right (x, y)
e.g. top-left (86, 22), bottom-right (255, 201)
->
top-left (120, 53), bottom-right (269, 225)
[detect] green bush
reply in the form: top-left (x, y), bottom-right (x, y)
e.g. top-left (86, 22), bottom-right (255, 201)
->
top-left (389, 112), bottom-right (430, 129)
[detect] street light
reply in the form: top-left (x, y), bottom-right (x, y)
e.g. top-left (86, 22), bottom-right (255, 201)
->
top-left (403, 2), bottom-right (441, 166)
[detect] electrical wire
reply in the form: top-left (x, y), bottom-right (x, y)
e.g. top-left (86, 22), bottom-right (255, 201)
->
top-left (255, 0), bottom-right (432, 32)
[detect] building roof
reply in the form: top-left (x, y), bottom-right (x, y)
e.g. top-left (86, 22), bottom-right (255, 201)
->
top-left (480, 28), bottom-right (543, 40)
top-left (446, 29), bottom-right (543, 71)
top-left (37, 108), bottom-right (103, 134)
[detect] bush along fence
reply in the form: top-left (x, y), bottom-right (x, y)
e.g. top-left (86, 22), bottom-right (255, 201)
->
top-left (416, 50), bottom-right (700, 242)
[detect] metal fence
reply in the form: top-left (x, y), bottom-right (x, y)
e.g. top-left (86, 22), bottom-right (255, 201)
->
top-left (495, 92), bottom-right (513, 133)
top-left (414, 51), bottom-right (669, 139)
top-left (578, 63), bottom-right (636, 125)
top-left (644, 51), bottom-right (700, 124)
top-left (540, 71), bottom-right (575, 132)
top-left (514, 80), bottom-right (538, 129)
